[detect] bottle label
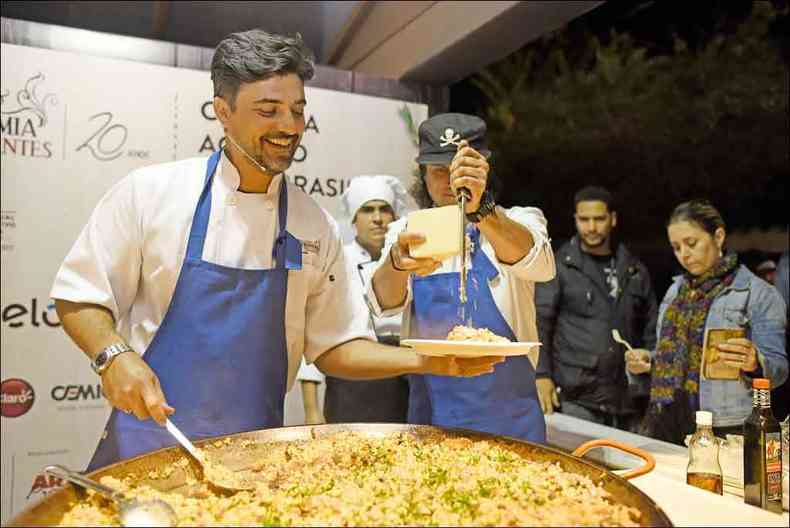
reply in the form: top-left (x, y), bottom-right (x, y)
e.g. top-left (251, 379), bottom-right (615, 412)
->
top-left (765, 432), bottom-right (782, 501)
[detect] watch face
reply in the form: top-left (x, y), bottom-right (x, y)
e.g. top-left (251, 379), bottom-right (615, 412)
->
top-left (94, 351), bottom-right (108, 367)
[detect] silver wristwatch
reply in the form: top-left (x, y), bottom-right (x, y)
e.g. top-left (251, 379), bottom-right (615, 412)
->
top-left (91, 342), bottom-right (133, 375)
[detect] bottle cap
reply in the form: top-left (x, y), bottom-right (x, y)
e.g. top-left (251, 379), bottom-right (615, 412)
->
top-left (752, 378), bottom-right (770, 389)
top-left (696, 411), bottom-right (713, 426)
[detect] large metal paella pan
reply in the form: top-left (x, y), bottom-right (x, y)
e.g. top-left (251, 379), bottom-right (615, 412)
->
top-left (8, 423), bottom-right (672, 526)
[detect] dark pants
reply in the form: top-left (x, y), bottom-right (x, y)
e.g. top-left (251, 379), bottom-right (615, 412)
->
top-left (560, 398), bottom-right (639, 433)
top-left (323, 335), bottom-right (409, 424)
top-left (324, 376), bottom-right (409, 424)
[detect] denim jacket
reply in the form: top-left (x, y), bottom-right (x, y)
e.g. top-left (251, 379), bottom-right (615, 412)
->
top-left (657, 264), bottom-right (788, 427)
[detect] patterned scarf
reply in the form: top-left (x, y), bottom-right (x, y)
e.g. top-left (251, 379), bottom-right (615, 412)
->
top-left (649, 252), bottom-right (739, 409)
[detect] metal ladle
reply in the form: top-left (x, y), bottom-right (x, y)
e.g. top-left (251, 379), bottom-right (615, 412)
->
top-left (165, 418), bottom-right (255, 492)
top-left (44, 465), bottom-right (177, 527)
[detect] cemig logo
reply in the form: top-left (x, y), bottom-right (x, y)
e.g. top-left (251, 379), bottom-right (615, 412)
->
top-left (27, 473), bottom-right (64, 500)
top-left (51, 384), bottom-right (103, 401)
top-left (1, 378), bottom-right (35, 418)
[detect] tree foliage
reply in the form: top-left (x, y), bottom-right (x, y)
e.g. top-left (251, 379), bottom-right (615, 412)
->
top-left (470, 2), bottom-right (788, 247)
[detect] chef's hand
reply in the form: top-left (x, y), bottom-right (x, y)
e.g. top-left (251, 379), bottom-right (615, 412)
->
top-left (102, 352), bottom-right (174, 425)
top-left (536, 378), bottom-right (560, 415)
top-left (421, 355), bottom-right (505, 377)
top-left (625, 348), bottom-right (652, 375)
top-left (390, 231), bottom-right (442, 277)
top-left (449, 139), bottom-right (489, 213)
top-left (716, 338), bottom-right (759, 372)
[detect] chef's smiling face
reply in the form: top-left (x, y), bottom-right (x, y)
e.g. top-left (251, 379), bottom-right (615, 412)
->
top-left (214, 73), bottom-right (306, 175)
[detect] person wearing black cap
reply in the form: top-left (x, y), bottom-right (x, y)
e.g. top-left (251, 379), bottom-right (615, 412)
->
top-left (368, 113), bottom-right (556, 443)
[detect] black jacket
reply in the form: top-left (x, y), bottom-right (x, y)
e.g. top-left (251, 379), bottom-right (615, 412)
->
top-left (535, 237), bottom-right (658, 415)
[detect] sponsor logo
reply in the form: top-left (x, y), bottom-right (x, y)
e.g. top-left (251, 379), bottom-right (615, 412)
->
top-left (1, 298), bottom-right (61, 328)
top-left (27, 472), bottom-right (64, 500)
top-left (51, 384), bottom-right (104, 401)
top-left (51, 383), bottom-right (107, 411)
top-left (1, 209), bottom-right (15, 252)
top-left (1, 378), bottom-right (35, 418)
top-left (1, 73), bottom-right (57, 158)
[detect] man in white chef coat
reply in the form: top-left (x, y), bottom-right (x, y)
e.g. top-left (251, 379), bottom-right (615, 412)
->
top-left (299, 176), bottom-right (411, 424)
top-left (50, 29), bottom-right (503, 470)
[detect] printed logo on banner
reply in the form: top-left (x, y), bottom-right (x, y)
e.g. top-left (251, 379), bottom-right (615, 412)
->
top-left (1, 73), bottom-right (57, 158)
top-left (1, 378), bottom-right (35, 418)
top-left (75, 112), bottom-right (150, 162)
top-left (1, 210), bottom-right (16, 252)
top-left (50, 383), bottom-right (107, 412)
top-left (26, 473), bottom-right (64, 501)
top-left (2, 298), bottom-right (61, 328)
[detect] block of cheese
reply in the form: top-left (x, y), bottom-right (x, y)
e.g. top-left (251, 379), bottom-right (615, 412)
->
top-left (406, 205), bottom-right (462, 260)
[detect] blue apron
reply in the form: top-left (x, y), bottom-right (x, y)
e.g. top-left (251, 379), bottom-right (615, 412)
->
top-left (408, 227), bottom-right (545, 443)
top-left (88, 150), bottom-right (301, 470)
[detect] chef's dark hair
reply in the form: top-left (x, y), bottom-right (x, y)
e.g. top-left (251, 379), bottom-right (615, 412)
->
top-left (211, 29), bottom-right (315, 110)
top-left (410, 164), bottom-right (501, 209)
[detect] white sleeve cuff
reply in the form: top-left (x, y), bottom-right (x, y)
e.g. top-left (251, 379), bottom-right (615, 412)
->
top-left (296, 360), bottom-right (325, 383)
top-left (498, 206), bottom-right (548, 270)
top-left (365, 271), bottom-right (411, 318)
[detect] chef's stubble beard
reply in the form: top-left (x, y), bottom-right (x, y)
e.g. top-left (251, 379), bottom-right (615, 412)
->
top-left (225, 133), bottom-right (282, 176)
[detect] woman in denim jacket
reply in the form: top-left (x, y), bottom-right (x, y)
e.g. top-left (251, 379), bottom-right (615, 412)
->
top-left (626, 200), bottom-right (787, 445)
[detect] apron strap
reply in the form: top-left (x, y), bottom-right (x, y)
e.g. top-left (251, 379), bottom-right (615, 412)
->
top-left (273, 178), bottom-right (302, 271)
top-left (185, 150), bottom-right (222, 261)
top-left (469, 226), bottom-right (499, 281)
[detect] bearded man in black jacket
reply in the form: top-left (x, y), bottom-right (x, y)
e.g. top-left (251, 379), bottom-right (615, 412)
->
top-left (535, 186), bottom-right (657, 431)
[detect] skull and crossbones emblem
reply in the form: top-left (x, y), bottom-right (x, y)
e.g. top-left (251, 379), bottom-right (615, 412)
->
top-left (439, 128), bottom-right (462, 147)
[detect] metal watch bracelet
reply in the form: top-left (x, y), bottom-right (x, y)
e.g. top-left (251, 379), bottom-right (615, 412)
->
top-left (91, 342), bottom-right (133, 375)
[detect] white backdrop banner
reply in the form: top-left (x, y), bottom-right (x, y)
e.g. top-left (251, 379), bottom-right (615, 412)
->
top-left (0, 42), bottom-right (426, 522)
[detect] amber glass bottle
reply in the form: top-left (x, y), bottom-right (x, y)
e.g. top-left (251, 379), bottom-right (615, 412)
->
top-left (686, 411), bottom-right (723, 494)
top-left (743, 378), bottom-right (782, 513)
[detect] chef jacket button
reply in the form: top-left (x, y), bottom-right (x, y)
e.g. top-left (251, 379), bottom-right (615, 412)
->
top-left (226, 194), bottom-right (237, 206)
top-left (264, 200), bottom-right (273, 210)
top-left (102, 429), bottom-right (108, 439)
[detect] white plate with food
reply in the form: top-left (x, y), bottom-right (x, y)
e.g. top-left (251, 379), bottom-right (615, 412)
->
top-left (401, 326), bottom-right (541, 365)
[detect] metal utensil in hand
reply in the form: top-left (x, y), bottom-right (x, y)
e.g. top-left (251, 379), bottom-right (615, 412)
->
top-left (614, 329), bottom-right (651, 383)
top-left (458, 187), bottom-right (471, 305)
top-left (611, 329), bottom-right (633, 351)
top-left (165, 418), bottom-right (254, 492)
top-left (44, 464), bottom-right (176, 527)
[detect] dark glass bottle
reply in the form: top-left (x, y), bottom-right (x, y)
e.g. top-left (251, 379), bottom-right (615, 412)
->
top-left (743, 378), bottom-right (782, 513)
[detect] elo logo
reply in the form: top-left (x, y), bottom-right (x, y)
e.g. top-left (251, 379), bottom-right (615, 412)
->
top-left (2, 298), bottom-right (60, 328)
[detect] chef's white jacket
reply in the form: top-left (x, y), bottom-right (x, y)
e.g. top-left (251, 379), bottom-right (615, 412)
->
top-left (295, 238), bottom-right (405, 384)
top-left (50, 153), bottom-right (375, 390)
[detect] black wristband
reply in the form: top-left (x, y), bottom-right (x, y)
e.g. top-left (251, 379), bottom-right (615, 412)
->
top-left (467, 190), bottom-right (496, 223)
top-left (390, 248), bottom-right (407, 272)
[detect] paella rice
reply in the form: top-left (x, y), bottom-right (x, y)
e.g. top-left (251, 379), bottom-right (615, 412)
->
top-left (57, 432), bottom-right (641, 526)
top-left (446, 325), bottom-right (510, 343)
